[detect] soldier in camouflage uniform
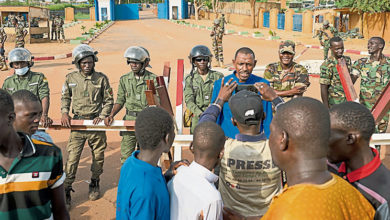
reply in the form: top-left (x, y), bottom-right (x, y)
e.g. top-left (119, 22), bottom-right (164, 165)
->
top-left (352, 37), bottom-right (390, 133)
top-left (54, 15), bottom-right (65, 43)
top-left (211, 18), bottom-right (224, 68)
top-left (2, 48), bottom-right (52, 127)
top-left (320, 37), bottom-right (358, 108)
top-left (61, 44), bottom-right (114, 209)
top-left (12, 18), bottom-right (27, 48)
top-left (219, 14), bottom-right (227, 31)
top-left (0, 26), bottom-right (8, 71)
top-left (317, 20), bottom-right (338, 60)
top-left (50, 15), bottom-right (57, 40)
top-left (104, 46), bottom-right (156, 164)
top-left (184, 45), bottom-right (224, 133)
top-left (264, 40), bottom-right (310, 102)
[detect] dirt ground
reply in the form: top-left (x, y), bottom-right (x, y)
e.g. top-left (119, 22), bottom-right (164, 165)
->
top-left (0, 9), bottom-right (389, 219)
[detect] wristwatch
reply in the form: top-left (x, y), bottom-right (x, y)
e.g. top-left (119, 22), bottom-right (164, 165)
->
top-left (271, 97), bottom-right (285, 110)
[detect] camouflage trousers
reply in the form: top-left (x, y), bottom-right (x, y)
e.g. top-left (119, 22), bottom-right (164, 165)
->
top-left (56, 28), bottom-right (65, 40)
top-left (212, 37), bottom-right (223, 63)
top-left (0, 47), bottom-right (6, 68)
top-left (120, 131), bottom-right (137, 164)
top-left (64, 130), bottom-right (107, 189)
top-left (323, 40), bottom-right (330, 60)
top-left (15, 40), bottom-right (24, 48)
top-left (51, 27), bottom-right (57, 40)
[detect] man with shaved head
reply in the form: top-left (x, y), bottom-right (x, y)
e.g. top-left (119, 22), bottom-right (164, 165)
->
top-left (328, 102), bottom-right (390, 219)
top-left (168, 121), bottom-right (225, 220)
top-left (262, 97), bottom-right (375, 219)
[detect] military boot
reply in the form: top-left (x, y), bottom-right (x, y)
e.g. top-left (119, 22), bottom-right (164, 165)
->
top-left (65, 187), bottom-right (74, 211)
top-left (89, 179), bottom-right (100, 201)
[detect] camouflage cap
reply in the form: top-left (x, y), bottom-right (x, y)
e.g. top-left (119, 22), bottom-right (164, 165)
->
top-left (279, 40), bottom-right (295, 55)
top-left (214, 19), bottom-right (220, 25)
top-left (323, 20), bottom-right (329, 25)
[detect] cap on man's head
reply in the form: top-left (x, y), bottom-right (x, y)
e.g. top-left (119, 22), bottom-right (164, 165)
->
top-left (279, 40), bottom-right (295, 55)
top-left (229, 90), bottom-right (263, 125)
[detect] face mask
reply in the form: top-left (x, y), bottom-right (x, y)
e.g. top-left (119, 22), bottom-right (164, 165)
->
top-left (15, 66), bottom-right (29, 76)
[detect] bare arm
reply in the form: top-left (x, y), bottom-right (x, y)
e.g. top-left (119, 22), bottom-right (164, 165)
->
top-left (104, 103), bottom-right (123, 126)
top-left (41, 96), bottom-right (53, 127)
top-left (320, 84), bottom-right (330, 108)
top-left (51, 184), bottom-right (70, 220)
top-left (275, 86), bottom-right (306, 97)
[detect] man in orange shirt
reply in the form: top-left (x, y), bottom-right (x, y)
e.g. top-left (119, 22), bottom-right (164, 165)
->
top-left (255, 85), bottom-right (375, 219)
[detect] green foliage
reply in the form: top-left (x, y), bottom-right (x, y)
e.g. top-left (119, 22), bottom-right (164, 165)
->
top-left (46, 3), bottom-right (93, 11)
top-left (254, 31), bottom-right (261, 34)
top-left (75, 12), bottom-right (90, 20)
top-left (81, 25), bottom-right (86, 33)
top-left (0, 1), bottom-right (37, 6)
top-left (335, 0), bottom-right (390, 12)
top-left (269, 30), bottom-right (276, 36)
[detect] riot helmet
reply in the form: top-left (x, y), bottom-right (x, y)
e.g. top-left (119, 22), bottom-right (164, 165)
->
top-left (8, 48), bottom-right (34, 68)
top-left (124, 46), bottom-right (151, 73)
top-left (72, 44), bottom-right (98, 69)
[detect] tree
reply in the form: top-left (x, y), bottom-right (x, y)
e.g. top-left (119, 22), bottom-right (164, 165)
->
top-left (192, 0), bottom-right (205, 20)
top-left (211, 0), bottom-right (220, 14)
top-left (249, 0), bottom-right (256, 28)
top-left (335, 0), bottom-right (390, 39)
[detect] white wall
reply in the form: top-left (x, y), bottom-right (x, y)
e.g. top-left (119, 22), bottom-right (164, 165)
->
top-left (98, 0), bottom-right (111, 21)
top-left (169, 0), bottom-right (182, 20)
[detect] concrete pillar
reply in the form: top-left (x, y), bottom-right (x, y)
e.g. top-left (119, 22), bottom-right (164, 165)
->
top-left (89, 7), bottom-right (95, 21)
top-left (258, 8), bottom-right (265, 28)
top-left (65, 7), bottom-right (74, 21)
top-left (314, 0), bottom-right (320, 6)
top-left (280, 0), bottom-right (287, 9)
top-left (302, 10), bottom-right (313, 34)
top-left (285, 8), bottom-right (294, 31)
top-left (270, 8), bottom-right (278, 29)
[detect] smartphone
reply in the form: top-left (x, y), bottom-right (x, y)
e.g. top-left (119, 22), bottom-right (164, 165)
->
top-left (235, 84), bottom-right (257, 93)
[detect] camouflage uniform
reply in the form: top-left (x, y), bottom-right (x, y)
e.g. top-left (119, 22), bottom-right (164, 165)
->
top-left (318, 26), bottom-right (338, 60)
top-left (61, 70), bottom-right (114, 189)
top-left (219, 15), bottom-right (226, 31)
top-left (211, 23), bottom-right (224, 64)
top-left (184, 69), bottom-right (223, 133)
top-left (0, 27), bottom-right (7, 68)
top-left (353, 55), bottom-right (390, 133)
top-left (116, 70), bottom-right (157, 163)
top-left (319, 56), bottom-right (357, 106)
top-left (14, 25), bottom-right (26, 48)
top-left (2, 70), bottom-right (49, 100)
top-left (51, 16), bottom-right (57, 40)
top-left (264, 62), bottom-right (310, 102)
top-left (54, 17), bottom-right (65, 42)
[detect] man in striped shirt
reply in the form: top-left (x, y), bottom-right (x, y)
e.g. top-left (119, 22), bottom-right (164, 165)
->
top-left (0, 89), bottom-right (69, 219)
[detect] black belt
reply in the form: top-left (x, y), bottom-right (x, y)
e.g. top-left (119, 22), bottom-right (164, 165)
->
top-left (126, 110), bottom-right (139, 117)
top-left (73, 114), bottom-right (98, 120)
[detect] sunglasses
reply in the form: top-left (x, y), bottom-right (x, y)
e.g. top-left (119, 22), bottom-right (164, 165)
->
top-left (195, 58), bottom-right (209, 62)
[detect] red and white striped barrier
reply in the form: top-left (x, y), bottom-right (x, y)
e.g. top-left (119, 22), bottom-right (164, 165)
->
top-left (175, 59), bottom-right (184, 134)
top-left (40, 120), bottom-right (135, 131)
